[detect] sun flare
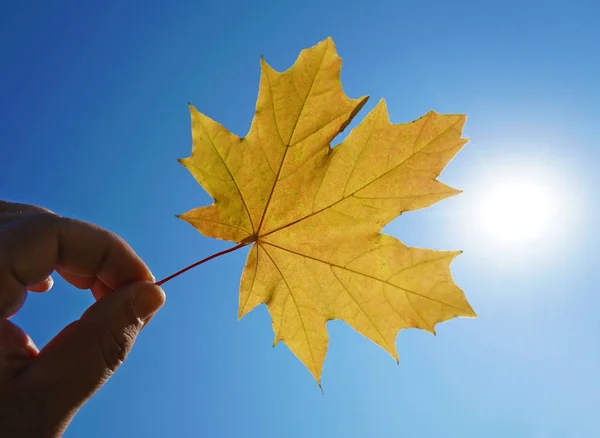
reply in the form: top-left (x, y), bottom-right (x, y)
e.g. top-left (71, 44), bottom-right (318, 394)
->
top-left (478, 179), bottom-right (559, 243)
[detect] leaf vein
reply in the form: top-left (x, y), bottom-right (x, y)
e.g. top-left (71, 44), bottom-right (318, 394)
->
top-left (195, 116), bottom-right (255, 232)
top-left (262, 245), bottom-right (319, 373)
top-left (263, 241), bottom-right (467, 312)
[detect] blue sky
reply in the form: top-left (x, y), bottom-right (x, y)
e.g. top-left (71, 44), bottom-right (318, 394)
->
top-left (2, 0), bottom-right (599, 436)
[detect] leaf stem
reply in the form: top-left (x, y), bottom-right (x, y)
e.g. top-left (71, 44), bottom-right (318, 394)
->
top-left (155, 242), bottom-right (249, 286)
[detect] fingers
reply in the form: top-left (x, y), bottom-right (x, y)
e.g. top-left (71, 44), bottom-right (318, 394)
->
top-left (55, 268), bottom-right (94, 290)
top-left (0, 319), bottom-right (38, 385)
top-left (55, 268), bottom-right (112, 301)
top-left (0, 274), bottom-right (28, 319)
top-left (27, 276), bottom-right (54, 293)
top-left (0, 212), bottom-right (154, 317)
top-left (13, 282), bottom-right (165, 435)
top-left (0, 201), bottom-right (53, 216)
top-left (0, 202), bottom-right (163, 435)
top-left (0, 201), bottom-right (54, 225)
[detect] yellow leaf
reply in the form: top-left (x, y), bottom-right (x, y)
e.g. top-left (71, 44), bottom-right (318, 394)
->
top-left (180, 37), bottom-right (476, 384)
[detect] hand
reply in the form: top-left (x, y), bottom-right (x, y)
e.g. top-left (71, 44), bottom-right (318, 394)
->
top-left (0, 201), bottom-right (165, 437)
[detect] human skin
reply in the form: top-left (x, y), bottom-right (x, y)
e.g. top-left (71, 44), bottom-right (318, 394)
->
top-left (0, 201), bottom-right (165, 437)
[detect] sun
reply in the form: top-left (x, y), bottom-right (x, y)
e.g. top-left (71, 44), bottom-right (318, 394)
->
top-left (478, 178), bottom-right (559, 243)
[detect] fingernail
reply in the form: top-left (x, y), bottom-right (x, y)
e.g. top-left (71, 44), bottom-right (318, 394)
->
top-left (133, 284), bottom-right (166, 321)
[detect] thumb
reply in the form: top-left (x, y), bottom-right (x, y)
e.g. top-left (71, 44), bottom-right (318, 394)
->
top-left (19, 281), bottom-right (165, 432)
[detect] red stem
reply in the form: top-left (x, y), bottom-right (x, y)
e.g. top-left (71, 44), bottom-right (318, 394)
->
top-left (155, 242), bottom-right (248, 286)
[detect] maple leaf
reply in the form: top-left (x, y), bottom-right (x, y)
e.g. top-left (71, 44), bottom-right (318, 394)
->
top-left (178, 37), bottom-right (476, 384)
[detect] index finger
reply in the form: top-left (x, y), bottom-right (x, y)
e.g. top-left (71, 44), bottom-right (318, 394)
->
top-left (0, 212), bottom-right (154, 313)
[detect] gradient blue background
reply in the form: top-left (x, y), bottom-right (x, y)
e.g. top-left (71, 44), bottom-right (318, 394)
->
top-left (2, 0), bottom-right (599, 436)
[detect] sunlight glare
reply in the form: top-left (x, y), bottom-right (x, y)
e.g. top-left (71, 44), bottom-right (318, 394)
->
top-left (479, 179), bottom-right (559, 243)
